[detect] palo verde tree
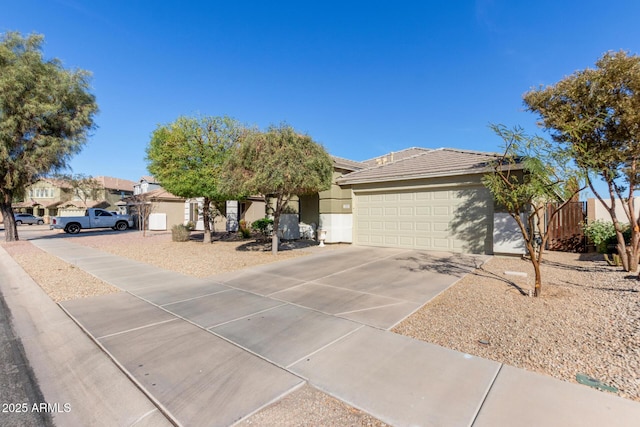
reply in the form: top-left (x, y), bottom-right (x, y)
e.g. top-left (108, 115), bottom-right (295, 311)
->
top-left (0, 32), bottom-right (97, 242)
top-left (482, 124), bottom-right (583, 297)
top-left (524, 51), bottom-right (640, 272)
top-left (146, 115), bottom-right (243, 243)
top-left (222, 123), bottom-right (333, 254)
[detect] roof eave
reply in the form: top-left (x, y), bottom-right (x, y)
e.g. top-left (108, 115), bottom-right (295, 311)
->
top-left (337, 163), bottom-right (524, 186)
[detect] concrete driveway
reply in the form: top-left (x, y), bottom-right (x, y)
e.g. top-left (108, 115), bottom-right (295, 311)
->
top-left (214, 246), bottom-right (487, 329)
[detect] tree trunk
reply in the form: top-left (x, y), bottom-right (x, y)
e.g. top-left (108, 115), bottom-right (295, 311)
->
top-left (202, 197), bottom-right (212, 244)
top-left (1, 199), bottom-right (19, 242)
top-left (525, 242), bottom-right (543, 297)
top-left (271, 214), bottom-right (280, 255)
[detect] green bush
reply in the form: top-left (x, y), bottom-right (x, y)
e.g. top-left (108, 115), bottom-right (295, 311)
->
top-left (172, 224), bottom-right (191, 242)
top-left (251, 217), bottom-right (273, 239)
top-left (583, 220), bottom-right (629, 253)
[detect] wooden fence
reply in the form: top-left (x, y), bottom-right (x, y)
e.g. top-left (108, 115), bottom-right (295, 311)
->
top-left (546, 201), bottom-right (587, 252)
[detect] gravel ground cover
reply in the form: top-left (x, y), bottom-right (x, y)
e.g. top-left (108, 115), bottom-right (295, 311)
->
top-left (2, 241), bottom-right (120, 302)
top-left (67, 230), bottom-right (318, 277)
top-left (237, 385), bottom-right (389, 427)
top-left (393, 251), bottom-right (640, 402)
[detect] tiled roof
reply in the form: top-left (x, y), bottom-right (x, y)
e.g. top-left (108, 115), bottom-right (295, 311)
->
top-left (361, 147), bottom-right (432, 167)
top-left (141, 188), bottom-right (185, 200)
top-left (60, 200), bottom-right (109, 208)
top-left (139, 175), bottom-right (157, 183)
top-left (331, 156), bottom-right (366, 172)
top-left (338, 148), bottom-right (508, 185)
top-left (94, 176), bottom-right (136, 192)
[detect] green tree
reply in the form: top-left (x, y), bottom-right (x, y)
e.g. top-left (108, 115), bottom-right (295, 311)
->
top-left (482, 124), bottom-right (583, 297)
top-left (146, 116), bottom-right (243, 243)
top-left (0, 32), bottom-right (97, 242)
top-left (222, 123), bottom-right (333, 254)
top-left (523, 51), bottom-right (640, 272)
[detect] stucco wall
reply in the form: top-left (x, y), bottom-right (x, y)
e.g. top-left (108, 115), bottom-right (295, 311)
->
top-left (587, 198), bottom-right (640, 223)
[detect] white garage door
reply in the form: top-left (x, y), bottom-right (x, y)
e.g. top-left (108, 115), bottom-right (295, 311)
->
top-left (354, 186), bottom-right (492, 253)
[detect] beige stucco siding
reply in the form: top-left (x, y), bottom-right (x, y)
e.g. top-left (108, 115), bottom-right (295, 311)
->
top-left (152, 200), bottom-right (185, 229)
top-left (352, 174), bottom-right (493, 254)
top-left (319, 171), bottom-right (352, 214)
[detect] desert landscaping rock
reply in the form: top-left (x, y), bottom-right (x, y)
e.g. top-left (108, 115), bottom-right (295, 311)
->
top-left (393, 251), bottom-right (640, 402)
top-left (2, 241), bottom-right (120, 302)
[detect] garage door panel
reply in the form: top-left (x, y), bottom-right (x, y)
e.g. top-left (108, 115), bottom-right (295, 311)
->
top-left (415, 206), bottom-right (431, 215)
top-left (385, 207), bottom-right (398, 216)
top-left (433, 238), bottom-right (450, 249)
top-left (399, 236), bottom-right (414, 246)
top-left (384, 222), bottom-right (398, 231)
top-left (415, 222), bottom-right (430, 232)
top-left (399, 222), bottom-right (414, 231)
top-left (399, 207), bottom-right (413, 216)
top-left (354, 187), bottom-right (491, 253)
top-left (370, 221), bottom-right (383, 230)
top-left (432, 222), bottom-right (449, 232)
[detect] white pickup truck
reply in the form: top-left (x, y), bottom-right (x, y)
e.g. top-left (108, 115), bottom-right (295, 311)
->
top-left (50, 208), bottom-right (134, 234)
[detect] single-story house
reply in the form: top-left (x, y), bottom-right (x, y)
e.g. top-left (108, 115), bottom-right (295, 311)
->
top-left (297, 147), bottom-right (523, 255)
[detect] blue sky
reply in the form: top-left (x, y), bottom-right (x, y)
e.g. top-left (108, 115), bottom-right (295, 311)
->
top-left (3, 1), bottom-right (640, 184)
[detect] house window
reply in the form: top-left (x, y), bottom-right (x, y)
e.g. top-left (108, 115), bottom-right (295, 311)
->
top-left (32, 188), bottom-right (52, 198)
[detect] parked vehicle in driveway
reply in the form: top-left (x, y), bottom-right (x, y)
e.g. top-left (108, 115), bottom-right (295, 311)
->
top-left (14, 213), bottom-right (45, 225)
top-left (50, 208), bottom-right (134, 234)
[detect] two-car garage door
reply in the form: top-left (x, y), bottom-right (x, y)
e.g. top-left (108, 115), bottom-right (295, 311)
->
top-left (353, 186), bottom-right (492, 253)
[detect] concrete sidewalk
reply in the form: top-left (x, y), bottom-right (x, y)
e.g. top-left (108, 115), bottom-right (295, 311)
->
top-left (0, 246), bottom-right (172, 427)
top-left (9, 238), bottom-right (640, 426)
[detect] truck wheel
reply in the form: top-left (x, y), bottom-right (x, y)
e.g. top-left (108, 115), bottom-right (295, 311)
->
top-left (37, 220), bottom-right (44, 225)
top-left (65, 223), bottom-right (81, 234)
top-left (115, 221), bottom-right (128, 231)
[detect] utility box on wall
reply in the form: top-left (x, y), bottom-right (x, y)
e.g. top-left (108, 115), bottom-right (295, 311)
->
top-left (148, 213), bottom-right (167, 231)
top-left (493, 212), bottom-right (525, 255)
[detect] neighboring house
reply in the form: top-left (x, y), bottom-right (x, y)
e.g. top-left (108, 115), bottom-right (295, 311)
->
top-left (125, 187), bottom-right (186, 231)
top-left (129, 177), bottom-right (266, 232)
top-left (58, 176), bottom-right (135, 216)
top-left (133, 176), bottom-right (162, 195)
top-left (13, 176), bottom-right (135, 221)
top-left (12, 178), bottom-right (73, 221)
top-left (335, 148), bottom-right (510, 254)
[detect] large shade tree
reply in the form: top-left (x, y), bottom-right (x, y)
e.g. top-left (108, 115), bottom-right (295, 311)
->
top-left (524, 51), bottom-right (640, 272)
top-left (483, 125), bottom-right (583, 297)
top-left (146, 115), bottom-right (244, 243)
top-left (0, 32), bottom-right (97, 242)
top-left (222, 123), bottom-right (333, 254)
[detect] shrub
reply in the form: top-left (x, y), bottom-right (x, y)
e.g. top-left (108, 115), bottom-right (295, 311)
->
top-left (583, 220), bottom-right (630, 253)
top-left (239, 219), bottom-right (252, 238)
top-left (185, 221), bottom-right (195, 231)
top-left (172, 224), bottom-right (191, 242)
top-left (251, 217), bottom-right (273, 239)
